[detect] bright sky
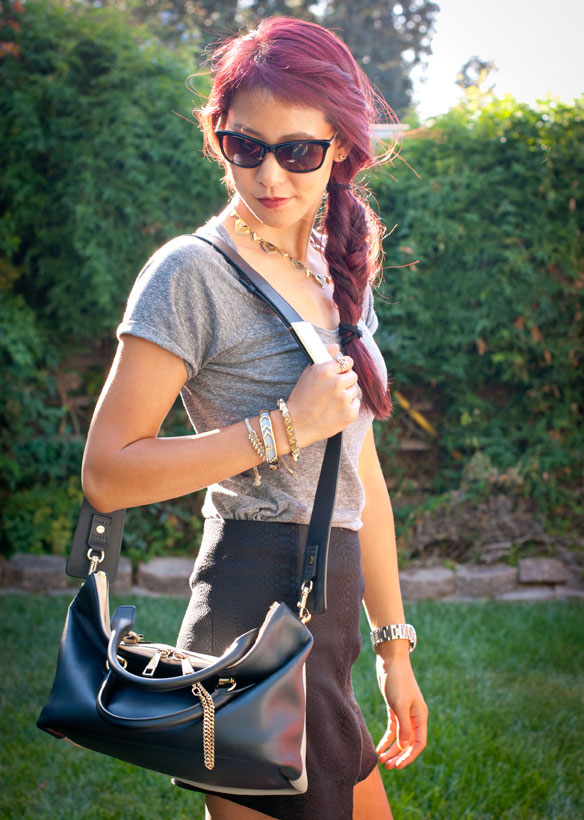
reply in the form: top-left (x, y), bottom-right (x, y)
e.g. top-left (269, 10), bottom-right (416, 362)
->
top-left (412, 0), bottom-right (584, 120)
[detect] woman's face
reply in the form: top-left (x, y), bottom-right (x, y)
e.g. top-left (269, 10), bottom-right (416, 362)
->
top-left (221, 87), bottom-right (346, 231)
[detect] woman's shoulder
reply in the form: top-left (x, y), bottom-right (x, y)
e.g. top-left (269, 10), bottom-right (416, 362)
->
top-left (132, 220), bottom-right (249, 302)
top-left (119, 222), bottom-right (256, 378)
top-left (139, 224), bottom-right (232, 281)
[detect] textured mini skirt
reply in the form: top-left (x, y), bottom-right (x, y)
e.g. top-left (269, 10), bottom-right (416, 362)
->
top-left (176, 518), bottom-right (379, 820)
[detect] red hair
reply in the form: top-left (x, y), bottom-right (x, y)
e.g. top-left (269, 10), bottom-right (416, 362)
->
top-left (198, 17), bottom-right (399, 418)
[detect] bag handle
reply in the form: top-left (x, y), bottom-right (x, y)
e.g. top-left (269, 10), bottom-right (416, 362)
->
top-left (67, 230), bottom-right (343, 614)
top-left (96, 673), bottom-right (247, 730)
top-left (104, 605), bottom-right (259, 690)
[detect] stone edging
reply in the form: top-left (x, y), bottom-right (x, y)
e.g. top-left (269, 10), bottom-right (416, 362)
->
top-left (398, 558), bottom-right (584, 601)
top-left (1, 554), bottom-right (582, 601)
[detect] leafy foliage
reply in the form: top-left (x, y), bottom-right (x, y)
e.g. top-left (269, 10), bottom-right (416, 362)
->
top-left (76, 0), bottom-right (436, 115)
top-left (0, 0), bottom-right (224, 556)
top-left (456, 55), bottom-right (497, 90)
top-left (1, 0), bottom-right (223, 345)
top-left (1, 1), bottom-right (581, 561)
top-left (324, 0), bottom-right (439, 115)
top-left (371, 95), bottom-right (584, 530)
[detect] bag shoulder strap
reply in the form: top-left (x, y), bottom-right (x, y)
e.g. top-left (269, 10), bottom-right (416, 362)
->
top-left (67, 229), bottom-right (342, 614)
top-left (194, 230), bottom-right (341, 614)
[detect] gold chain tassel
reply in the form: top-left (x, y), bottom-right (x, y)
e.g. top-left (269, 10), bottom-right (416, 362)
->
top-left (192, 683), bottom-right (215, 770)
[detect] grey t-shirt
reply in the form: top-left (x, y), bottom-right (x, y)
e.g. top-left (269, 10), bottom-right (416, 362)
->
top-left (117, 217), bottom-right (387, 531)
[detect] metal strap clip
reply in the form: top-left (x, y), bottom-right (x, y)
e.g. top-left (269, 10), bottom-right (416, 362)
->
top-left (87, 548), bottom-right (105, 575)
top-left (297, 580), bottom-right (313, 624)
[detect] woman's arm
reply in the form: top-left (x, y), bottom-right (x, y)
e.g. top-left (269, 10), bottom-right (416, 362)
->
top-left (82, 335), bottom-right (359, 512)
top-left (358, 424), bottom-right (428, 769)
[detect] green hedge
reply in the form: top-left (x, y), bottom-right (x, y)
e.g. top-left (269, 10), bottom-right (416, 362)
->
top-left (1, 0), bottom-right (582, 558)
top-left (371, 96), bottom-right (583, 522)
top-left (0, 0), bottom-right (222, 556)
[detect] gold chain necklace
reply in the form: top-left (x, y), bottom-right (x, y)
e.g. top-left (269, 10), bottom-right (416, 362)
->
top-left (231, 208), bottom-right (331, 289)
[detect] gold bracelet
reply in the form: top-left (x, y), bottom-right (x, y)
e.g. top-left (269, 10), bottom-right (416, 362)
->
top-left (277, 399), bottom-right (299, 462)
top-left (259, 410), bottom-right (278, 470)
top-left (244, 418), bottom-right (265, 487)
top-left (245, 418), bottom-right (266, 460)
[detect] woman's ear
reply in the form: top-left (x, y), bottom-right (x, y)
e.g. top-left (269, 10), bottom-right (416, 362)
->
top-left (333, 140), bottom-right (351, 163)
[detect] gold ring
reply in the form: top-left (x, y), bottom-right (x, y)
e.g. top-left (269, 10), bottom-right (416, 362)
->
top-left (335, 354), bottom-right (349, 373)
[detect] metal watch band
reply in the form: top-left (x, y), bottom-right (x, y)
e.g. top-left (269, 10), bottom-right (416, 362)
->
top-left (370, 623), bottom-right (417, 653)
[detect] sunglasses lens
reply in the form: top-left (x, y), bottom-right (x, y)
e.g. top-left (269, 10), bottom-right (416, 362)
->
top-left (277, 142), bottom-right (325, 172)
top-left (221, 134), bottom-right (264, 167)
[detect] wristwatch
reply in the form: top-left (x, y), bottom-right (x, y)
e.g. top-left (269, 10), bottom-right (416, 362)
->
top-left (370, 623), bottom-right (417, 653)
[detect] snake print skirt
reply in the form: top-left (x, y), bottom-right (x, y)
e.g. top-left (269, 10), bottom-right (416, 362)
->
top-left (176, 518), bottom-right (379, 820)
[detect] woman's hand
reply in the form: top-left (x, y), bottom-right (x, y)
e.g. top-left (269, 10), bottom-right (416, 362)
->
top-left (375, 647), bottom-right (428, 770)
top-left (286, 343), bottom-right (361, 448)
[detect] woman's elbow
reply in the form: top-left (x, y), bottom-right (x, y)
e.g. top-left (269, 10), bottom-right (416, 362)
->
top-left (81, 454), bottom-right (119, 513)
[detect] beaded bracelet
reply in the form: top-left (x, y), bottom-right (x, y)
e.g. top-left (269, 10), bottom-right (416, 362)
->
top-left (244, 418), bottom-right (265, 487)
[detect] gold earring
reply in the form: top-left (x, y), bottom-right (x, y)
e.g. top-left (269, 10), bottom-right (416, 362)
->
top-left (338, 154), bottom-right (346, 161)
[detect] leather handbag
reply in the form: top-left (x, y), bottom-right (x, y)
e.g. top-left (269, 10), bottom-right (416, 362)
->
top-left (37, 232), bottom-right (343, 795)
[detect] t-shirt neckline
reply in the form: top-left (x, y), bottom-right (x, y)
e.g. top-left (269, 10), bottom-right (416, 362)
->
top-left (207, 217), bottom-right (341, 335)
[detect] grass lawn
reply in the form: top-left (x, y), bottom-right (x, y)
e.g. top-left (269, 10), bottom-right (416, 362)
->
top-left (1, 593), bottom-right (582, 819)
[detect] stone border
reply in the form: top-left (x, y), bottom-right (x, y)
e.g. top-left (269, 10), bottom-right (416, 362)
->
top-left (1, 554), bottom-right (582, 601)
top-left (0, 554), bottom-right (133, 594)
top-left (399, 558), bottom-right (583, 601)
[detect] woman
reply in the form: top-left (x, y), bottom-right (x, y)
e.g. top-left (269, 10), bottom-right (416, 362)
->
top-left (82, 16), bottom-right (427, 820)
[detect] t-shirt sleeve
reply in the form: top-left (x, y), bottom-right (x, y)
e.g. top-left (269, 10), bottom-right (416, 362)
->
top-left (117, 235), bottom-right (250, 380)
top-left (361, 283), bottom-right (379, 335)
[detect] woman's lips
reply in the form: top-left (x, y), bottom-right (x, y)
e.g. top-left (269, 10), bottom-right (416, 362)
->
top-left (256, 197), bottom-right (290, 209)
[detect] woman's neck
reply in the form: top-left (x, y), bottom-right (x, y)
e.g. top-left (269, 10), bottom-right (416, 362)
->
top-left (220, 197), bottom-right (319, 263)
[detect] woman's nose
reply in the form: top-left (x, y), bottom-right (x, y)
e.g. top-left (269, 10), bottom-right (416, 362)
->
top-left (255, 151), bottom-right (287, 188)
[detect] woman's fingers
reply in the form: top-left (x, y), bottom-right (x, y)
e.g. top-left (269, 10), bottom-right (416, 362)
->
top-left (331, 354), bottom-right (355, 375)
top-left (381, 736), bottom-right (424, 770)
top-left (377, 700), bottom-right (428, 770)
top-left (375, 705), bottom-right (397, 754)
top-left (287, 342), bottom-right (361, 445)
top-left (394, 704), bottom-right (413, 749)
top-left (326, 342), bottom-right (355, 376)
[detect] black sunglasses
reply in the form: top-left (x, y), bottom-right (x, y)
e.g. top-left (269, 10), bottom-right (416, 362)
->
top-left (215, 129), bottom-right (336, 173)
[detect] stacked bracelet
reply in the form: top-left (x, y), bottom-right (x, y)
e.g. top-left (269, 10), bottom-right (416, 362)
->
top-left (245, 405), bottom-right (300, 483)
top-left (277, 399), bottom-right (299, 463)
top-left (259, 410), bottom-right (279, 470)
top-left (244, 418), bottom-right (265, 487)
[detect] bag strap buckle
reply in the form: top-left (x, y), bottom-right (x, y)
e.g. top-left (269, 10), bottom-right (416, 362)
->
top-left (87, 548), bottom-right (105, 575)
top-left (297, 580), bottom-right (313, 624)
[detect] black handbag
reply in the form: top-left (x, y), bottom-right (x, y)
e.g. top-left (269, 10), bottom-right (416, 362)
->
top-left (37, 232), bottom-right (343, 795)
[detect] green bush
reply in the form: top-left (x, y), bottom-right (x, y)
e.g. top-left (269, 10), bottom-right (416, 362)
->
top-left (371, 96), bottom-right (584, 525)
top-left (0, 0), bottom-right (223, 556)
top-left (1, 2), bottom-right (581, 558)
top-left (1, 0), bottom-right (223, 344)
